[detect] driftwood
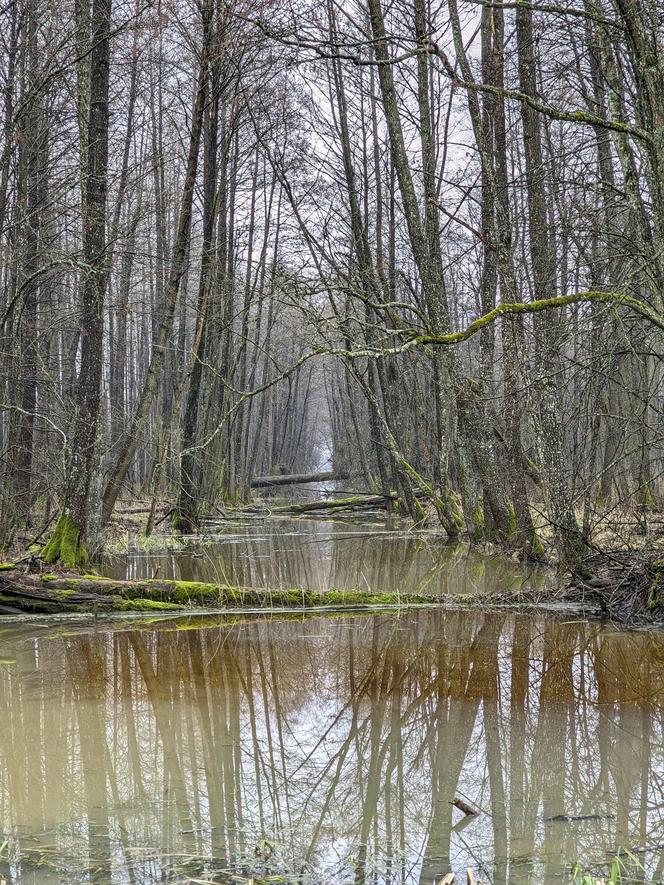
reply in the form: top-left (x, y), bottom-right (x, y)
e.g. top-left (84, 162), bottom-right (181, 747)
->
top-left (251, 470), bottom-right (349, 488)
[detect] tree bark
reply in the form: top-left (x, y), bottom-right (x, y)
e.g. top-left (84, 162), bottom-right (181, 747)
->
top-left (42, 0), bottom-right (111, 567)
top-left (100, 0), bottom-right (214, 528)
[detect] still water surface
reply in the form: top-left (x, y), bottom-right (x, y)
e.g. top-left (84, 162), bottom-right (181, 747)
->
top-left (0, 523), bottom-right (663, 884)
top-left (103, 517), bottom-right (536, 596)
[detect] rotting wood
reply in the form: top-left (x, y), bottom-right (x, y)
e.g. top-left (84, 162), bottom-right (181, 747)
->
top-left (0, 568), bottom-right (445, 615)
top-left (0, 565), bottom-right (554, 615)
top-left (202, 494), bottom-right (400, 519)
top-left (274, 494), bottom-right (395, 513)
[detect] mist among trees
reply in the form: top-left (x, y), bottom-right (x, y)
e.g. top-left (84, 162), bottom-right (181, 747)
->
top-left (1, 0), bottom-right (663, 574)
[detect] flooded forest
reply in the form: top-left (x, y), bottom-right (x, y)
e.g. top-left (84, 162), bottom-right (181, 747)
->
top-left (1, 0), bottom-right (664, 880)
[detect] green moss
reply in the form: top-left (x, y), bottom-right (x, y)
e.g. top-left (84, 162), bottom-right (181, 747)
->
top-left (320, 589), bottom-right (428, 606)
top-left (133, 581), bottom-right (434, 610)
top-left (18, 573), bottom-right (494, 615)
top-left (281, 495), bottom-right (392, 514)
top-left (113, 597), bottom-right (183, 612)
top-left (413, 498), bottom-right (427, 522)
top-left (409, 291), bottom-right (664, 350)
top-left (0, 563), bottom-right (16, 571)
top-left (42, 514), bottom-right (89, 569)
top-left (530, 534), bottom-right (546, 558)
top-left (471, 507), bottom-right (485, 531)
top-left (647, 563), bottom-right (664, 610)
top-left (505, 497), bottom-right (517, 538)
top-left (449, 495), bottom-right (465, 532)
top-left (171, 580), bottom-right (226, 604)
top-left (639, 481), bottom-right (655, 508)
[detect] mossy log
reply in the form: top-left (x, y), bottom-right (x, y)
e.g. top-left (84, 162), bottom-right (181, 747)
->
top-left (0, 566), bottom-right (443, 615)
top-left (273, 494), bottom-right (397, 514)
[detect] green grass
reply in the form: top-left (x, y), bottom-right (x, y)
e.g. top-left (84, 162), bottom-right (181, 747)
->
top-left (572, 849), bottom-right (643, 884)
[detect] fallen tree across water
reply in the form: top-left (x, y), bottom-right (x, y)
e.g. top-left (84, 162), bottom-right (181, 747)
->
top-left (273, 494), bottom-right (396, 514)
top-left (2, 549), bottom-right (662, 622)
top-left (0, 566), bottom-right (450, 615)
top-left (206, 493), bottom-right (414, 521)
top-left (251, 470), bottom-right (350, 488)
top-left (202, 494), bottom-right (401, 523)
top-left (0, 563), bottom-right (551, 616)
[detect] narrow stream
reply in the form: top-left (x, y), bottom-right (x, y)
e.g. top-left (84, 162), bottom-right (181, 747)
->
top-left (102, 517), bottom-right (542, 597)
top-left (0, 520), bottom-right (662, 883)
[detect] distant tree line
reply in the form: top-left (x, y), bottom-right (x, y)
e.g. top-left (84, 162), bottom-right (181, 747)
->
top-left (0, 0), bottom-right (663, 568)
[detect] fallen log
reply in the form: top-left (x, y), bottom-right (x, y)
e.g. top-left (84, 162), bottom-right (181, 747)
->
top-left (115, 505), bottom-right (170, 515)
top-left (251, 470), bottom-right (349, 488)
top-left (0, 566), bottom-right (445, 615)
top-left (202, 495), bottom-right (398, 520)
top-left (274, 494), bottom-right (395, 514)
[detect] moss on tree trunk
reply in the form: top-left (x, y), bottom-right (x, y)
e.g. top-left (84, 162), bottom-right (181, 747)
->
top-left (41, 514), bottom-right (90, 570)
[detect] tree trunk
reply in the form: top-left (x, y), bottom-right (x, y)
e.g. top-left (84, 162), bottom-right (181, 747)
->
top-left (100, 0), bottom-right (213, 528)
top-left (515, 4), bottom-right (585, 567)
top-left (42, 0), bottom-right (111, 567)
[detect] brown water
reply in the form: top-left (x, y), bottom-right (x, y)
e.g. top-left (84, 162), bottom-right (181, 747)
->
top-left (1, 524), bottom-right (663, 884)
top-left (102, 517), bottom-right (539, 597)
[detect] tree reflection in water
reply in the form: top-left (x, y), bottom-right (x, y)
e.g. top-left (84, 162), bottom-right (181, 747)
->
top-left (106, 520), bottom-right (538, 601)
top-left (0, 610), bottom-right (662, 884)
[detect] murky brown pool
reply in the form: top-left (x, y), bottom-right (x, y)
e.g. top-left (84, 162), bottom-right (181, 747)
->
top-left (1, 523), bottom-right (663, 883)
top-left (102, 517), bottom-right (539, 597)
